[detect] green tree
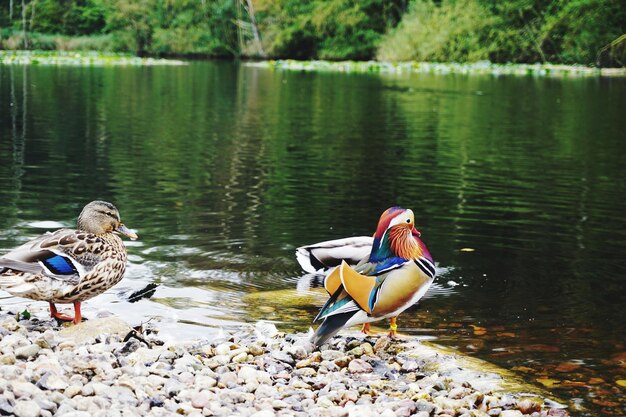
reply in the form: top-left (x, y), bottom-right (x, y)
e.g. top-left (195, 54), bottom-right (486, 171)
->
top-left (103, 0), bottom-right (157, 55)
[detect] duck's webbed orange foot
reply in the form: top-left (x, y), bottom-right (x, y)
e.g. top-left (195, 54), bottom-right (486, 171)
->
top-left (361, 322), bottom-right (376, 335)
top-left (49, 302), bottom-right (82, 324)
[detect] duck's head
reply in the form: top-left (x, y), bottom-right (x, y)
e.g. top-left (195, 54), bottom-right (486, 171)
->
top-left (370, 206), bottom-right (425, 261)
top-left (77, 200), bottom-right (138, 240)
top-left (374, 207), bottom-right (418, 239)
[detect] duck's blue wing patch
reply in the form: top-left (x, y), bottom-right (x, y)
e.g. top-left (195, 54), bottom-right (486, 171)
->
top-left (42, 255), bottom-right (77, 275)
top-left (371, 256), bottom-right (409, 276)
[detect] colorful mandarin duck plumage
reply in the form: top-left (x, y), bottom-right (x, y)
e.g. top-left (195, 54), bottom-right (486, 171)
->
top-left (305, 207), bottom-right (436, 347)
top-left (0, 201), bottom-right (137, 324)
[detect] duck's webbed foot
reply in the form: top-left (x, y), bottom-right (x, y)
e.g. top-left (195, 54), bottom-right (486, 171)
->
top-left (49, 301), bottom-right (82, 324)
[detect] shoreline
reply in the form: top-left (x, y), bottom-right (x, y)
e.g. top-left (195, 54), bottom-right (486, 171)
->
top-left (245, 60), bottom-right (626, 78)
top-left (1, 50), bottom-right (624, 78)
top-left (0, 308), bottom-right (570, 417)
top-left (0, 50), bottom-right (186, 66)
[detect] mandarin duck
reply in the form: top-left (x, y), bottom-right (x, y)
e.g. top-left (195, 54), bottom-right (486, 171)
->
top-left (0, 201), bottom-right (137, 324)
top-left (308, 207), bottom-right (435, 347)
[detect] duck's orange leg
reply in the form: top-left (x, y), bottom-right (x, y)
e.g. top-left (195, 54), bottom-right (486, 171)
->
top-left (361, 323), bottom-right (372, 334)
top-left (49, 301), bottom-right (82, 324)
top-left (388, 317), bottom-right (398, 338)
top-left (72, 301), bottom-right (82, 324)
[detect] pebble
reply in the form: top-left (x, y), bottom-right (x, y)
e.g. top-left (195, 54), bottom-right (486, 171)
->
top-left (0, 308), bottom-right (568, 417)
top-left (15, 344), bottom-right (41, 359)
top-left (348, 359), bottom-right (373, 373)
top-left (517, 399), bottom-right (541, 414)
top-left (37, 372), bottom-right (69, 391)
top-left (501, 411), bottom-right (525, 417)
top-left (191, 391), bottom-right (212, 409)
top-left (13, 400), bottom-right (41, 417)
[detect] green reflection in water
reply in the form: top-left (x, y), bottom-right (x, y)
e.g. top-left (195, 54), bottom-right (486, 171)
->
top-left (1, 62), bottom-right (625, 416)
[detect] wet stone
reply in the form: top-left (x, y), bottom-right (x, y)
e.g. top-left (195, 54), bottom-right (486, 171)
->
top-left (517, 399), bottom-right (541, 414)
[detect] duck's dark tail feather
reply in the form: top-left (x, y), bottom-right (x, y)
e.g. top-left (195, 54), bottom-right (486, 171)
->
top-left (311, 311), bottom-right (355, 347)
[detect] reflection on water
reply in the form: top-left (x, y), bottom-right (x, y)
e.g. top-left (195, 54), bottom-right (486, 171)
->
top-left (0, 62), bottom-right (625, 415)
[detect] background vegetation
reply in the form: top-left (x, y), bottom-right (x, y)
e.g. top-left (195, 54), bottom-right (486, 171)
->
top-left (0, 0), bottom-right (624, 65)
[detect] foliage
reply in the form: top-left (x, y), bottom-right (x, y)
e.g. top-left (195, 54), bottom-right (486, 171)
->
top-left (29, 0), bottom-right (108, 35)
top-left (377, 0), bottom-right (626, 65)
top-left (0, 0), bottom-right (624, 64)
top-left (377, 0), bottom-right (497, 62)
top-left (0, 31), bottom-right (113, 51)
top-left (255, 0), bottom-right (408, 60)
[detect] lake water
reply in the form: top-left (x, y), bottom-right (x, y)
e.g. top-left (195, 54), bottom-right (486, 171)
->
top-left (0, 62), bottom-right (624, 415)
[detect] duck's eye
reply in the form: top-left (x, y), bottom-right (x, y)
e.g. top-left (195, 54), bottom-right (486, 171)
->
top-left (106, 212), bottom-right (114, 217)
top-left (406, 219), bottom-right (411, 223)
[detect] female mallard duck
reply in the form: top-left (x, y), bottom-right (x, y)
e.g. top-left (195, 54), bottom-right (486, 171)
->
top-left (308, 207), bottom-right (436, 347)
top-left (0, 201), bottom-right (137, 324)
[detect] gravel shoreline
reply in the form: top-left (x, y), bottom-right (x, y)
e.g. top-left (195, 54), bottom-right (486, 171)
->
top-left (0, 308), bottom-right (570, 417)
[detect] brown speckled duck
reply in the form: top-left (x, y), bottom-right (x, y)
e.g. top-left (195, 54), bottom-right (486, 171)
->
top-left (0, 201), bottom-right (137, 324)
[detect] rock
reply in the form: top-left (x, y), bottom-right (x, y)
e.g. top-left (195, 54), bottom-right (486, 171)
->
top-left (15, 344), bottom-right (41, 359)
top-left (501, 411), bottom-right (524, 417)
top-left (12, 382), bottom-right (43, 399)
top-left (126, 347), bottom-right (161, 366)
top-left (287, 345), bottom-right (308, 360)
top-left (415, 400), bottom-right (436, 414)
top-left (380, 409), bottom-right (397, 417)
top-left (251, 410), bottom-right (275, 417)
top-left (271, 350), bottom-right (295, 365)
top-left (37, 373), bottom-right (68, 391)
top-left (55, 403), bottom-right (76, 415)
top-left (272, 399), bottom-right (289, 410)
top-left (249, 343), bottom-right (265, 356)
top-left (517, 399), bottom-right (541, 414)
top-left (58, 318), bottom-right (131, 343)
top-left (215, 343), bottom-right (231, 356)
top-left (0, 353), bottom-right (16, 364)
top-left (547, 410), bottom-right (569, 417)
top-left (238, 366), bottom-right (259, 384)
top-left (374, 337), bottom-right (392, 352)
top-left (33, 397), bottom-right (56, 413)
top-left (218, 372), bottom-right (238, 388)
top-left (80, 383), bottom-right (95, 396)
top-left (232, 352), bottom-right (248, 363)
top-left (64, 386), bottom-right (82, 398)
top-left (174, 354), bottom-right (203, 371)
top-left (394, 399), bottom-right (417, 416)
top-left (13, 400), bottom-right (41, 417)
top-left (348, 359), bottom-right (373, 373)
top-left (178, 371), bottom-right (195, 384)
top-left (296, 352), bottom-right (322, 369)
top-left (195, 375), bottom-right (217, 390)
top-left (321, 350), bottom-right (344, 361)
top-left (191, 391), bottom-right (212, 409)
top-left (334, 356), bottom-right (351, 368)
top-left (0, 333), bottom-right (28, 350)
top-left (0, 398), bottom-right (14, 415)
